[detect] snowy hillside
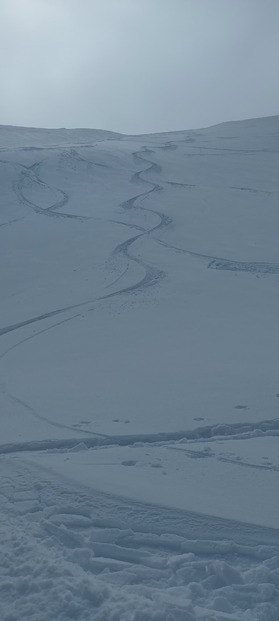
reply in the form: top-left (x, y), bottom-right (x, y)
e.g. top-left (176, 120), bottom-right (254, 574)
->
top-left (1, 116), bottom-right (279, 620)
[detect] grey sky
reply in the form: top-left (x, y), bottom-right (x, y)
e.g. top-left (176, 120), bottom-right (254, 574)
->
top-left (0, 0), bottom-right (278, 134)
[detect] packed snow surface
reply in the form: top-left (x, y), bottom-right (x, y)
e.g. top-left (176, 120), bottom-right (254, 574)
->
top-left (1, 116), bottom-right (279, 619)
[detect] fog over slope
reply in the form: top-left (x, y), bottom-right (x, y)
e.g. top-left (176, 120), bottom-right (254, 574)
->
top-left (1, 116), bottom-right (279, 620)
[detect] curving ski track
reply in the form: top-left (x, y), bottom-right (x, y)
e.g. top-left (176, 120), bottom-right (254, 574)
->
top-left (13, 160), bottom-right (89, 220)
top-left (100, 148), bottom-right (172, 300)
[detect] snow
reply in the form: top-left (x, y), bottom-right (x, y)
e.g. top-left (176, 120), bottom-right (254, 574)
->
top-left (25, 435), bottom-right (279, 530)
top-left (1, 116), bottom-right (279, 619)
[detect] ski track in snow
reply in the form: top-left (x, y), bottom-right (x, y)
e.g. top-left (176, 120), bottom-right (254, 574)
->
top-left (99, 148), bottom-right (171, 300)
top-left (13, 160), bottom-right (89, 221)
top-left (156, 239), bottom-right (279, 275)
top-left (208, 258), bottom-right (279, 274)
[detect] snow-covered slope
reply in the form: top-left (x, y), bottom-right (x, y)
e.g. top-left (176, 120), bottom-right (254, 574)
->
top-left (1, 116), bottom-right (279, 620)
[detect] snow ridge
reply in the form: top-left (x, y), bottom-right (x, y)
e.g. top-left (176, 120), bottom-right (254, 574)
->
top-left (1, 416), bottom-right (279, 455)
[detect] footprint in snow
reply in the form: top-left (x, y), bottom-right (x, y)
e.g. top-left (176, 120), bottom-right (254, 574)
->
top-left (234, 405), bottom-right (248, 410)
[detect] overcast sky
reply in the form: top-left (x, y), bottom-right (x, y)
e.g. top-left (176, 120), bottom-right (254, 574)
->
top-left (0, 0), bottom-right (278, 134)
